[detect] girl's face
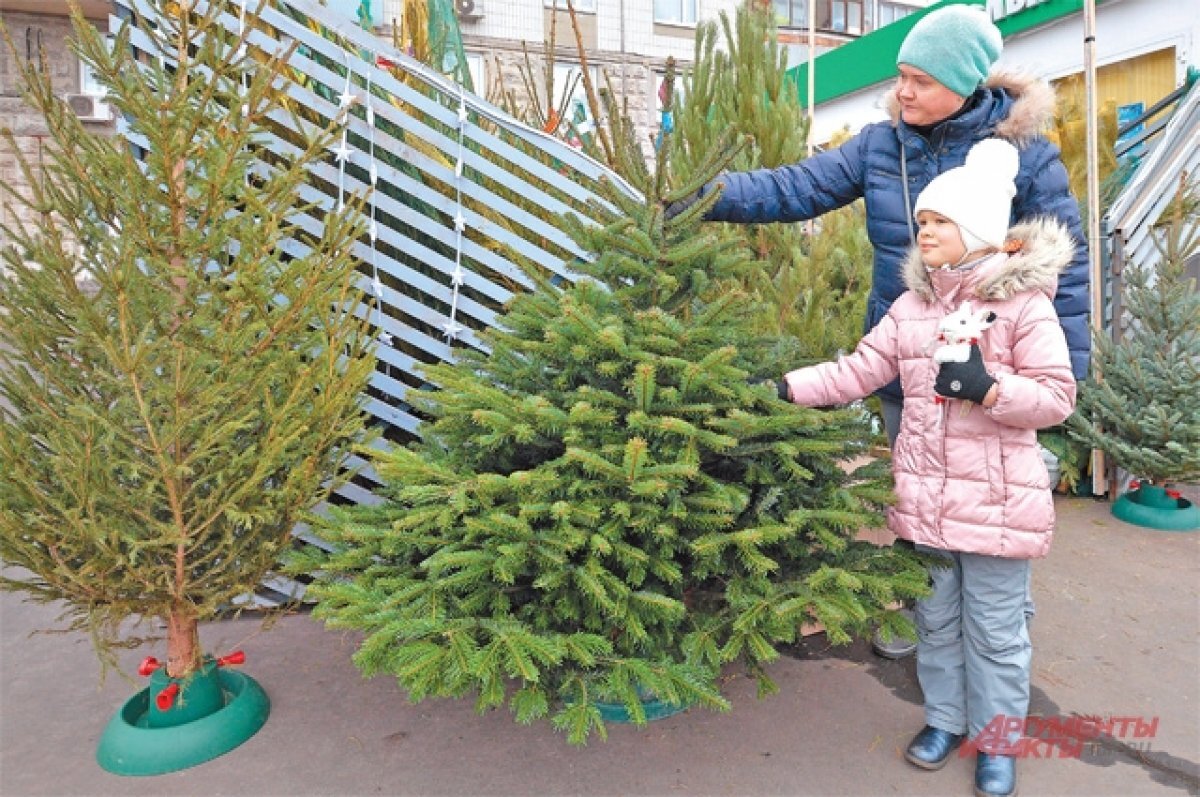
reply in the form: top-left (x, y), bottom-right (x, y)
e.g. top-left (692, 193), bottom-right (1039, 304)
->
top-left (895, 65), bottom-right (967, 127)
top-left (916, 210), bottom-right (966, 268)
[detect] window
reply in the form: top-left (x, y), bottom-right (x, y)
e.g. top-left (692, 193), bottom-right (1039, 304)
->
top-left (876, 1), bottom-right (916, 28)
top-left (773, 0), bottom-right (809, 27)
top-left (464, 53), bottom-right (485, 94)
top-left (653, 72), bottom-right (686, 142)
top-left (79, 56), bottom-right (108, 97)
top-left (776, 0), bottom-right (874, 32)
top-left (545, 0), bottom-right (596, 12)
top-left (552, 63), bottom-right (599, 138)
top-left (827, 0), bottom-right (868, 34)
top-left (654, 0), bottom-right (697, 25)
top-left (654, 72), bottom-right (686, 112)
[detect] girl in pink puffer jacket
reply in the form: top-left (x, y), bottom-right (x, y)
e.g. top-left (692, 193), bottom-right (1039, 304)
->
top-left (780, 139), bottom-right (1076, 797)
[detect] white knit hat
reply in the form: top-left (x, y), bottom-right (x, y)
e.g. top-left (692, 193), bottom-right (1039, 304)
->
top-left (914, 139), bottom-right (1020, 252)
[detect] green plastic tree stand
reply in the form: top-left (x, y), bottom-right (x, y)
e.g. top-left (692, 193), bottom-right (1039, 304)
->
top-left (1112, 485), bottom-right (1200, 532)
top-left (96, 659), bottom-right (269, 776)
top-left (594, 689), bottom-right (689, 723)
top-left (595, 697), bottom-right (688, 723)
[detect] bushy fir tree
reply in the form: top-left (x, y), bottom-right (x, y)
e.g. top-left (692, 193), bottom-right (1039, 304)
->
top-left (1069, 178), bottom-right (1200, 486)
top-left (0, 1), bottom-right (376, 678)
top-left (670, 2), bottom-right (871, 364)
top-left (296, 65), bottom-right (929, 744)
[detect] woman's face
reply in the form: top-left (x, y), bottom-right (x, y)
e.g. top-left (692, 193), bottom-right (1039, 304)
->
top-left (916, 210), bottom-right (966, 268)
top-left (895, 65), bottom-right (967, 126)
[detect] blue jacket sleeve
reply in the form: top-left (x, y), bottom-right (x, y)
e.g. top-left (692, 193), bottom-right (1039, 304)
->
top-left (701, 131), bottom-right (869, 224)
top-left (1014, 141), bottom-right (1092, 380)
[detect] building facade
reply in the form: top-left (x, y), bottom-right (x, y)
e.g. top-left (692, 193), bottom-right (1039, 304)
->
top-left (1, 1), bottom-right (114, 241)
top-left (0, 0), bottom-right (937, 240)
top-left (789, 0), bottom-right (1199, 143)
top-left (367, 0), bottom-right (928, 154)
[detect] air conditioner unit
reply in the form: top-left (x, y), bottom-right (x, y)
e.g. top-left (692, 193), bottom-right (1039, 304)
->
top-left (455, 0), bottom-right (483, 21)
top-left (65, 93), bottom-right (113, 123)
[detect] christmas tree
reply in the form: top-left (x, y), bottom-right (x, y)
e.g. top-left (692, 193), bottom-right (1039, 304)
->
top-left (295, 66), bottom-right (929, 744)
top-left (1069, 177), bottom-right (1200, 486)
top-left (670, 3), bottom-right (871, 364)
top-left (0, 0), bottom-right (376, 679)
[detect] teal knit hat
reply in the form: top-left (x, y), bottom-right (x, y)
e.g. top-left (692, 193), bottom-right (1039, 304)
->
top-left (896, 5), bottom-right (1003, 98)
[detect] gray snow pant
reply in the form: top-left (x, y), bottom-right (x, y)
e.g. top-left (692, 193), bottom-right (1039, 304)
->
top-left (915, 545), bottom-right (1032, 741)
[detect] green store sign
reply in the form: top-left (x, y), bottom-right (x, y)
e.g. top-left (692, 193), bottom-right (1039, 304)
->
top-left (788, 0), bottom-right (1094, 106)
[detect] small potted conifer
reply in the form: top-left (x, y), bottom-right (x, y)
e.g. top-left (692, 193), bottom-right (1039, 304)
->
top-left (1069, 177), bottom-right (1200, 531)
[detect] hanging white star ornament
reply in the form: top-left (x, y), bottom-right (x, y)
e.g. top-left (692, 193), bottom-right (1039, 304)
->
top-left (379, 331), bottom-right (394, 346)
top-left (457, 105), bottom-right (469, 127)
top-left (369, 220), bottom-right (378, 242)
top-left (339, 87), bottom-right (357, 109)
top-left (454, 213), bottom-right (465, 232)
top-left (369, 162), bottom-right (378, 186)
top-left (451, 265), bottom-right (465, 286)
top-left (333, 140), bottom-right (352, 163)
top-left (442, 320), bottom-right (464, 340)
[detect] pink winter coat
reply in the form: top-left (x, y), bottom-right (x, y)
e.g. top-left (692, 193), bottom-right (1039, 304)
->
top-left (784, 218), bottom-right (1078, 559)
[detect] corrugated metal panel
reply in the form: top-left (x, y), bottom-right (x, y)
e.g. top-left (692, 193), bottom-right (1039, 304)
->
top-left (1104, 81), bottom-right (1200, 332)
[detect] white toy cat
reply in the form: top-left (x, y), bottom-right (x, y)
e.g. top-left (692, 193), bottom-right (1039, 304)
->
top-left (933, 301), bottom-right (997, 364)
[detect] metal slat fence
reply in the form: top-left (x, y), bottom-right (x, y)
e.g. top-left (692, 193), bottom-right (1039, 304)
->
top-left (109, 0), bottom-right (639, 605)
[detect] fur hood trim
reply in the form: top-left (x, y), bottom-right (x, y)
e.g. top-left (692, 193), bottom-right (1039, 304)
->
top-left (885, 71), bottom-right (1058, 145)
top-left (902, 217), bottom-right (1077, 303)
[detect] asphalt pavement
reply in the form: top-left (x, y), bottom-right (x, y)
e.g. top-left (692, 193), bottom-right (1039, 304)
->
top-left (1, 494), bottom-right (1197, 797)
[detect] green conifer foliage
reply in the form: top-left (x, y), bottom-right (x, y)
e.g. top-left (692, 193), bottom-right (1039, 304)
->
top-left (1069, 179), bottom-right (1200, 486)
top-left (297, 68), bottom-right (929, 743)
top-left (0, 1), bottom-right (376, 678)
top-left (670, 3), bottom-right (871, 363)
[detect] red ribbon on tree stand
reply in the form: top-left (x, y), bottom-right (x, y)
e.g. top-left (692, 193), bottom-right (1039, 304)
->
top-left (155, 683), bottom-right (179, 711)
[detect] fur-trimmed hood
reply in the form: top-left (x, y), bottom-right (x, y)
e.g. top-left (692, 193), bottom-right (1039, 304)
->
top-left (885, 71), bottom-right (1058, 145)
top-left (902, 217), bottom-right (1077, 304)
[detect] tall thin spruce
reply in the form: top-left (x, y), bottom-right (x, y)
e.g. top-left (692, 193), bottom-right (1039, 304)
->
top-left (0, 0), bottom-right (376, 678)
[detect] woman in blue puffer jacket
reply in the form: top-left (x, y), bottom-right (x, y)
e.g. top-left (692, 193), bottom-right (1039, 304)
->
top-left (691, 5), bottom-right (1090, 445)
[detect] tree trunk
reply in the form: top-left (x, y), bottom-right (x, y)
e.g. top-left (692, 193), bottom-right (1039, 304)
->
top-left (165, 609), bottom-right (200, 678)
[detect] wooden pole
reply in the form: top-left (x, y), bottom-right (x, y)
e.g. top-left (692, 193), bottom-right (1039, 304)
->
top-left (1083, 0), bottom-right (1106, 496)
top-left (806, 0), bottom-right (816, 238)
top-left (807, 0), bottom-right (815, 159)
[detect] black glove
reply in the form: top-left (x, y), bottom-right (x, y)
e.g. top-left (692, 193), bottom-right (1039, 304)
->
top-left (934, 345), bottom-right (996, 404)
top-left (663, 189), bottom-right (701, 221)
top-left (749, 376), bottom-right (790, 402)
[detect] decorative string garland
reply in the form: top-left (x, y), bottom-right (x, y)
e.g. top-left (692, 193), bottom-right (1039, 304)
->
top-left (364, 72), bottom-right (391, 347)
top-left (236, 1), bottom-right (248, 117)
top-left (441, 80), bottom-right (469, 345)
top-left (228, 1), bottom-right (474, 358)
top-left (330, 55), bottom-right (391, 348)
top-left (334, 58), bottom-right (355, 211)
top-left (326, 48), bottom-right (470, 353)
